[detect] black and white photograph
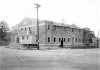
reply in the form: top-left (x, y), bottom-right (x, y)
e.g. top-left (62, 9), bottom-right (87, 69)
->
top-left (0, 0), bottom-right (100, 70)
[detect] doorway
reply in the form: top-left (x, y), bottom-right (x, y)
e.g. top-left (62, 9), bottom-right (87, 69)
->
top-left (60, 38), bottom-right (64, 48)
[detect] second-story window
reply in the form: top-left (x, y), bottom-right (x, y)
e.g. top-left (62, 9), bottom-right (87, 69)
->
top-left (72, 28), bottom-right (74, 32)
top-left (48, 25), bottom-right (50, 30)
top-left (79, 29), bottom-right (81, 33)
top-left (22, 36), bottom-right (24, 40)
top-left (25, 27), bottom-right (26, 31)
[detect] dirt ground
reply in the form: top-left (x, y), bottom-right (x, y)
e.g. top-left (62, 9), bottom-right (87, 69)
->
top-left (0, 47), bottom-right (100, 70)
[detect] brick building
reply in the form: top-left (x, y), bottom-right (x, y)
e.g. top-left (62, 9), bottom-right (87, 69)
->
top-left (11, 18), bottom-right (96, 49)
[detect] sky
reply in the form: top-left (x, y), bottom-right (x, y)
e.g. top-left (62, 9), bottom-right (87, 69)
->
top-left (0, 0), bottom-right (100, 37)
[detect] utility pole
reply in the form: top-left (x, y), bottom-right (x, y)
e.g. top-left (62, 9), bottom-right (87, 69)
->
top-left (97, 31), bottom-right (99, 48)
top-left (34, 3), bottom-right (41, 50)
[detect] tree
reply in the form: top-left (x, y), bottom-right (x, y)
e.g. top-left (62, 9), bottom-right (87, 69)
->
top-left (0, 21), bottom-right (10, 45)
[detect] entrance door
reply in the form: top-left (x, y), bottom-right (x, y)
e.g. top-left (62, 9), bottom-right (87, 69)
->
top-left (60, 38), bottom-right (63, 48)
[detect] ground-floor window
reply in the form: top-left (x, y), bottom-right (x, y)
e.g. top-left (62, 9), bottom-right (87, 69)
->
top-left (27, 36), bottom-right (28, 40)
top-left (79, 38), bottom-right (81, 42)
top-left (63, 38), bottom-right (65, 42)
top-left (75, 38), bottom-right (77, 42)
top-left (48, 37), bottom-right (50, 42)
top-left (89, 38), bottom-right (93, 43)
top-left (59, 38), bottom-right (61, 42)
top-left (54, 37), bottom-right (56, 42)
top-left (16, 37), bottom-right (19, 43)
top-left (59, 37), bottom-right (66, 42)
top-left (22, 36), bottom-right (24, 40)
top-left (68, 38), bottom-right (70, 42)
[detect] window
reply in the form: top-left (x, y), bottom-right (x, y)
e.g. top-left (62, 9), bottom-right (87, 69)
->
top-left (29, 27), bottom-right (32, 33)
top-left (54, 37), bottom-right (56, 42)
top-left (68, 38), bottom-right (70, 42)
top-left (59, 38), bottom-right (61, 42)
top-left (54, 32), bottom-right (57, 35)
top-left (64, 38), bottom-right (65, 42)
top-left (72, 37), bottom-right (74, 42)
top-left (48, 25), bottom-right (50, 30)
top-left (53, 25), bottom-right (56, 30)
top-left (75, 38), bottom-right (77, 42)
top-left (21, 28), bottom-right (23, 31)
top-left (22, 36), bottom-right (24, 40)
top-left (27, 36), bottom-right (28, 40)
top-left (25, 27), bottom-right (27, 31)
top-left (16, 37), bottom-right (19, 43)
top-left (89, 38), bottom-right (93, 43)
top-left (79, 39), bottom-right (81, 42)
top-left (79, 29), bottom-right (81, 33)
top-left (72, 28), bottom-right (74, 32)
top-left (29, 27), bottom-right (31, 31)
top-left (48, 37), bottom-right (50, 42)
top-left (62, 38), bottom-right (63, 41)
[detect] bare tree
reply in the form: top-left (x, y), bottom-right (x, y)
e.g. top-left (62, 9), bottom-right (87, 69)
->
top-left (0, 21), bottom-right (10, 45)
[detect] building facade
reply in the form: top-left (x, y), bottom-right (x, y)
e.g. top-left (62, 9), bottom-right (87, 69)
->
top-left (11, 18), bottom-right (96, 49)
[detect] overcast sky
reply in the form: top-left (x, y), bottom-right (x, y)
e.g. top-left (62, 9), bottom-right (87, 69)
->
top-left (0, 0), bottom-right (100, 36)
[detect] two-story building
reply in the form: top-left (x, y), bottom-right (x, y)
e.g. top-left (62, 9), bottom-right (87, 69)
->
top-left (11, 18), bottom-right (96, 49)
